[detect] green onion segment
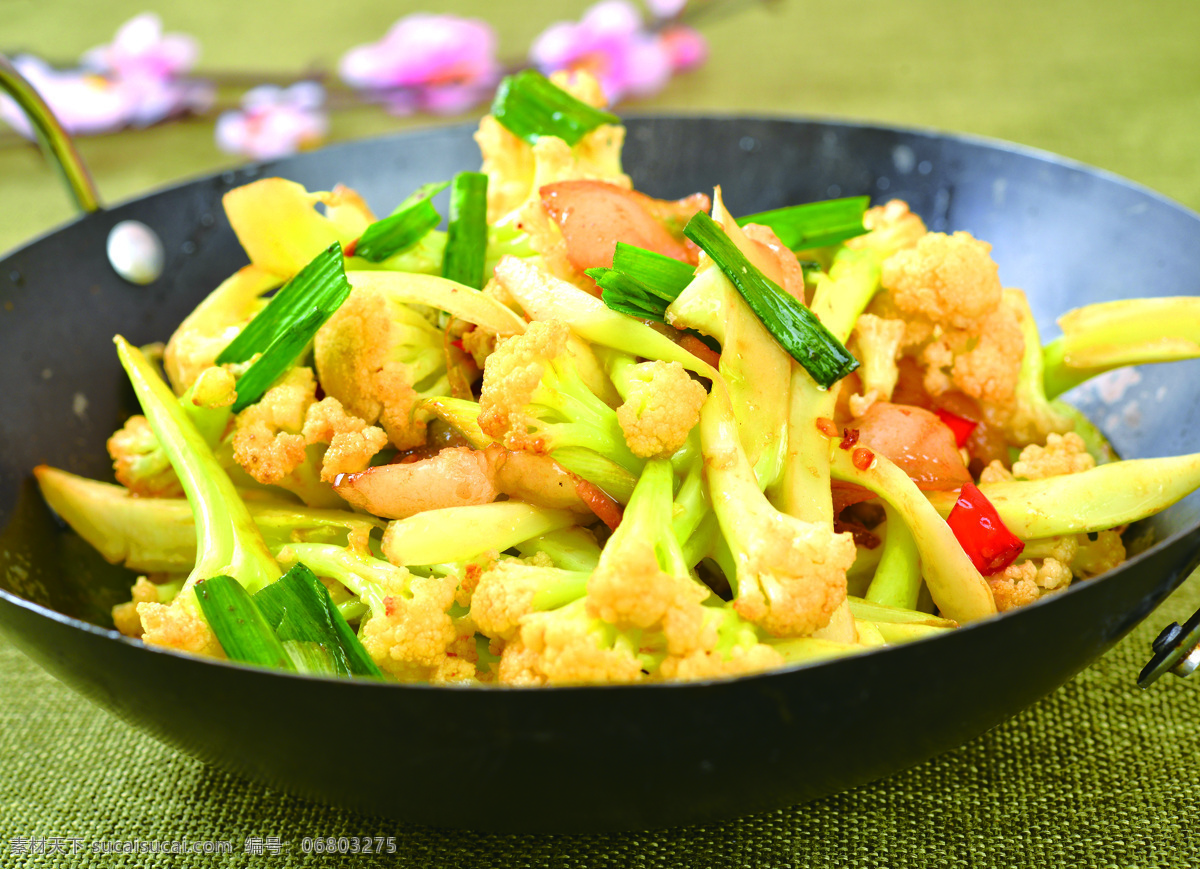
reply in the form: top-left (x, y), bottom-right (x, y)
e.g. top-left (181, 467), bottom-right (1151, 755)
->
top-left (737, 196), bottom-right (869, 251)
top-left (441, 172), bottom-right (490, 289)
top-left (684, 211), bottom-right (858, 388)
top-left (218, 243), bottom-right (352, 412)
top-left (491, 70), bottom-right (620, 146)
top-left (355, 181), bottom-right (449, 263)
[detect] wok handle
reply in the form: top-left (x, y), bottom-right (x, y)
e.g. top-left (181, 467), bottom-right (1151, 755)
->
top-left (0, 54), bottom-right (102, 214)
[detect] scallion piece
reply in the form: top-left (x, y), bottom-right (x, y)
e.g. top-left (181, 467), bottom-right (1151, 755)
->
top-left (737, 195), bottom-right (870, 251)
top-left (683, 211), bottom-right (859, 388)
top-left (222, 243), bottom-right (352, 412)
top-left (195, 575), bottom-right (295, 671)
top-left (491, 69), bottom-right (620, 146)
top-left (253, 562), bottom-right (383, 678)
top-left (217, 243), bottom-right (349, 366)
top-left (441, 172), bottom-right (489, 289)
top-left (587, 242), bottom-right (695, 322)
top-left (355, 181), bottom-right (449, 263)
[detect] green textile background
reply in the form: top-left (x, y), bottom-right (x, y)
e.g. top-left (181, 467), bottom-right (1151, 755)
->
top-left (3, 0), bottom-right (1200, 866)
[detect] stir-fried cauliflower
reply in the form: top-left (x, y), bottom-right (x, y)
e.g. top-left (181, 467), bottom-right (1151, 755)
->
top-left (1012, 432), bottom-right (1096, 480)
top-left (616, 361), bottom-right (707, 459)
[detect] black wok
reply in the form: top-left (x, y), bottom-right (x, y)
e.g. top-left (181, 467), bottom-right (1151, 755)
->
top-left (1, 117), bottom-right (1198, 832)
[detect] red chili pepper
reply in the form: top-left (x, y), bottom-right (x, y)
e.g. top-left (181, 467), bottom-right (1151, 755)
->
top-left (946, 482), bottom-right (1025, 576)
top-left (343, 237), bottom-right (359, 258)
top-left (934, 407), bottom-right (978, 449)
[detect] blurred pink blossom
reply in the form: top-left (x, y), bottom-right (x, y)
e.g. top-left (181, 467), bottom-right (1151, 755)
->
top-left (0, 14), bottom-right (211, 139)
top-left (214, 82), bottom-right (328, 160)
top-left (645, 0), bottom-right (689, 19)
top-left (529, 0), bottom-right (707, 104)
top-left (81, 13), bottom-right (199, 80)
top-left (0, 56), bottom-right (133, 136)
top-left (339, 14), bottom-right (500, 115)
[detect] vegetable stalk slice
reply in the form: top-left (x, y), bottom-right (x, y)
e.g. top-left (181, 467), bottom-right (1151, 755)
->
top-left (353, 180), bottom-right (448, 263)
top-left (683, 211), bottom-right (858, 388)
top-left (490, 70), bottom-right (620, 145)
top-left (945, 482), bottom-right (1025, 576)
top-left (441, 172), bottom-right (489, 289)
top-left (736, 195), bottom-right (869, 251)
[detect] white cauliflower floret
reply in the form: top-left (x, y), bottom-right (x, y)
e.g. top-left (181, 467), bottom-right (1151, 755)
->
top-left (301, 397), bottom-right (388, 483)
top-left (313, 285), bottom-right (449, 451)
top-left (616, 361), bottom-right (707, 459)
top-left (112, 577), bottom-right (161, 638)
top-left (883, 231), bottom-right (1002, 330)
top-left (359, 569), bottom-right (468, 682)
top-left (1012, 432), bottom-right (1096, 480)
top-left (730, 512), bottom-right (857, 638)
top-left (503, 598), bottom-right (645, 685)
top-left (1072, 529), bottom-right (1127, 578)
top-left (848, 313), bottom-right (907, 413)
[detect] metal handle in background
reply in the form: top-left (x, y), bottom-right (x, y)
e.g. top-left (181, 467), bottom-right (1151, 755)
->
top-left (0, 54), bottom-right (163, 283)
top-left (1139, 561), bottom-right (1200, 687)
top-left (0, 54), bottom-right (101, 214)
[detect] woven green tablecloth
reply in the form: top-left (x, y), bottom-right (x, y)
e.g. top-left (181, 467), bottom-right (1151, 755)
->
top-left (3, 1), bottom-right (1200, 865)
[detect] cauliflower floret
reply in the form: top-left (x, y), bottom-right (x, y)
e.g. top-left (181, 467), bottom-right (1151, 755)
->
top-left (313, 285), bottom-right (449, 451)
top-left (300, 397), bottom-right (388, 482)
top-left (232, 367), bottom-right (314, 483)
top-left (1072, 529), bottom-right (1127, 578)
top-left (847, 313), bottom-right (907, 412)
top-left (471, 559), bottom-right (586, 642)
top-left (478, 320), bottom-right (567, 446)
top-left (917, 297), bottom-right (1025, 407)
top-left (658, 644), bottom-right (784, 682)
top-left (1012, 432), bottom-right (1096, 480)
top-left (359, 569), bottom-right (462, 682)
top-left (847, 199), bottom-right (927, 255)
top-left (989, 555), bottom-right (1075, 612)
top-left (979, 459), bottom-right (1014, 484)
top-left (883, 231), bottom-right (1002, 330)
top-left (112, 577), bottom-right (161, 638)
top-left (616, 361), bottom-right (706, 459)
top-left (108, 415), bottom-right (184, 498)
top-left (587, 539), bottom-right (711, 656)
top-left (137, 597), bottom-right (224, 658)
top-left (513, 599), bottom-right (645, 685)
top-left (731, 512), bottom-right (856, 638)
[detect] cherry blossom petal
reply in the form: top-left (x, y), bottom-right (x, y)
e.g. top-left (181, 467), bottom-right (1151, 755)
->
top-left (215, 84), bottom-right (328, 160)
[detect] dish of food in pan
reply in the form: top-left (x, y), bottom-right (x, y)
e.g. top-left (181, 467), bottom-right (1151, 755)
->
top-left (34, 70), bottom-right (1200, 686)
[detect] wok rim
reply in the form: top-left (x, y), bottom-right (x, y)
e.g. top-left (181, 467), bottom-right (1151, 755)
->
top-left (1, 111), bottom-right (1198, 694)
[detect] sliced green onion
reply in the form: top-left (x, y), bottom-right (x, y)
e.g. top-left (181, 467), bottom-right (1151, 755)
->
top-left (224, 244), bottom-right (352, 411)
top-left (195, 575), bottom-right (294, 671)
top-left (491, 69), bottom-right (620, 146)
top-left (737, 196), bottom-right (870, 251)
top-left (355, 181), bottom-right (449, 263)
top-left (683, 211), bottom-right (858, 388)
top-left (441, 172), bottom-right (489, 289)
top-left (588, 242), bottom-right (696, 322)
top-left (217, 242), bottom-right (350, 366)
top-left (253, 562), bottom-right (383, 678)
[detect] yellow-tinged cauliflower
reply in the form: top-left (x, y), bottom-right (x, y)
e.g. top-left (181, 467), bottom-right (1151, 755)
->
top-left (108, 415), bottom-right (185, 498)
top-left (508, 598), bottom-right (645, 685)
top-left (478, 319), bottom-right (640, 473)
top-left (587, 539), bottom-right (711, 657)
top-left (883, 231), bottom-right (1003, 330)
top-left (616, 361), bottom-right (707, 459)
top-left (657, 643), bottom-right (784, 682)
top-left (313, 284), bottom-right (450, 451)
top-left (471, 558), bottom-right (588, 642)
top-left (231, 367), bottom-right (385, 504)
top-left (112, 577), bottom-right (162, 638)
top-left (729, 512), bottom-right (857, 637)
top-left (301, 397), bottom-right (389, 482)
top-left (137, 596), bottom-right (225, 658)
top-left (1072, 529), bottom-right (1127, 578)
top-left (847, 199), bottom-right (928, 255)
top-left (847, 313), bottom-right (907, 414)
top-left (1012, 432), bottom-right (1096, 480)
top-left (359, 568), bottom-right (468, 682)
